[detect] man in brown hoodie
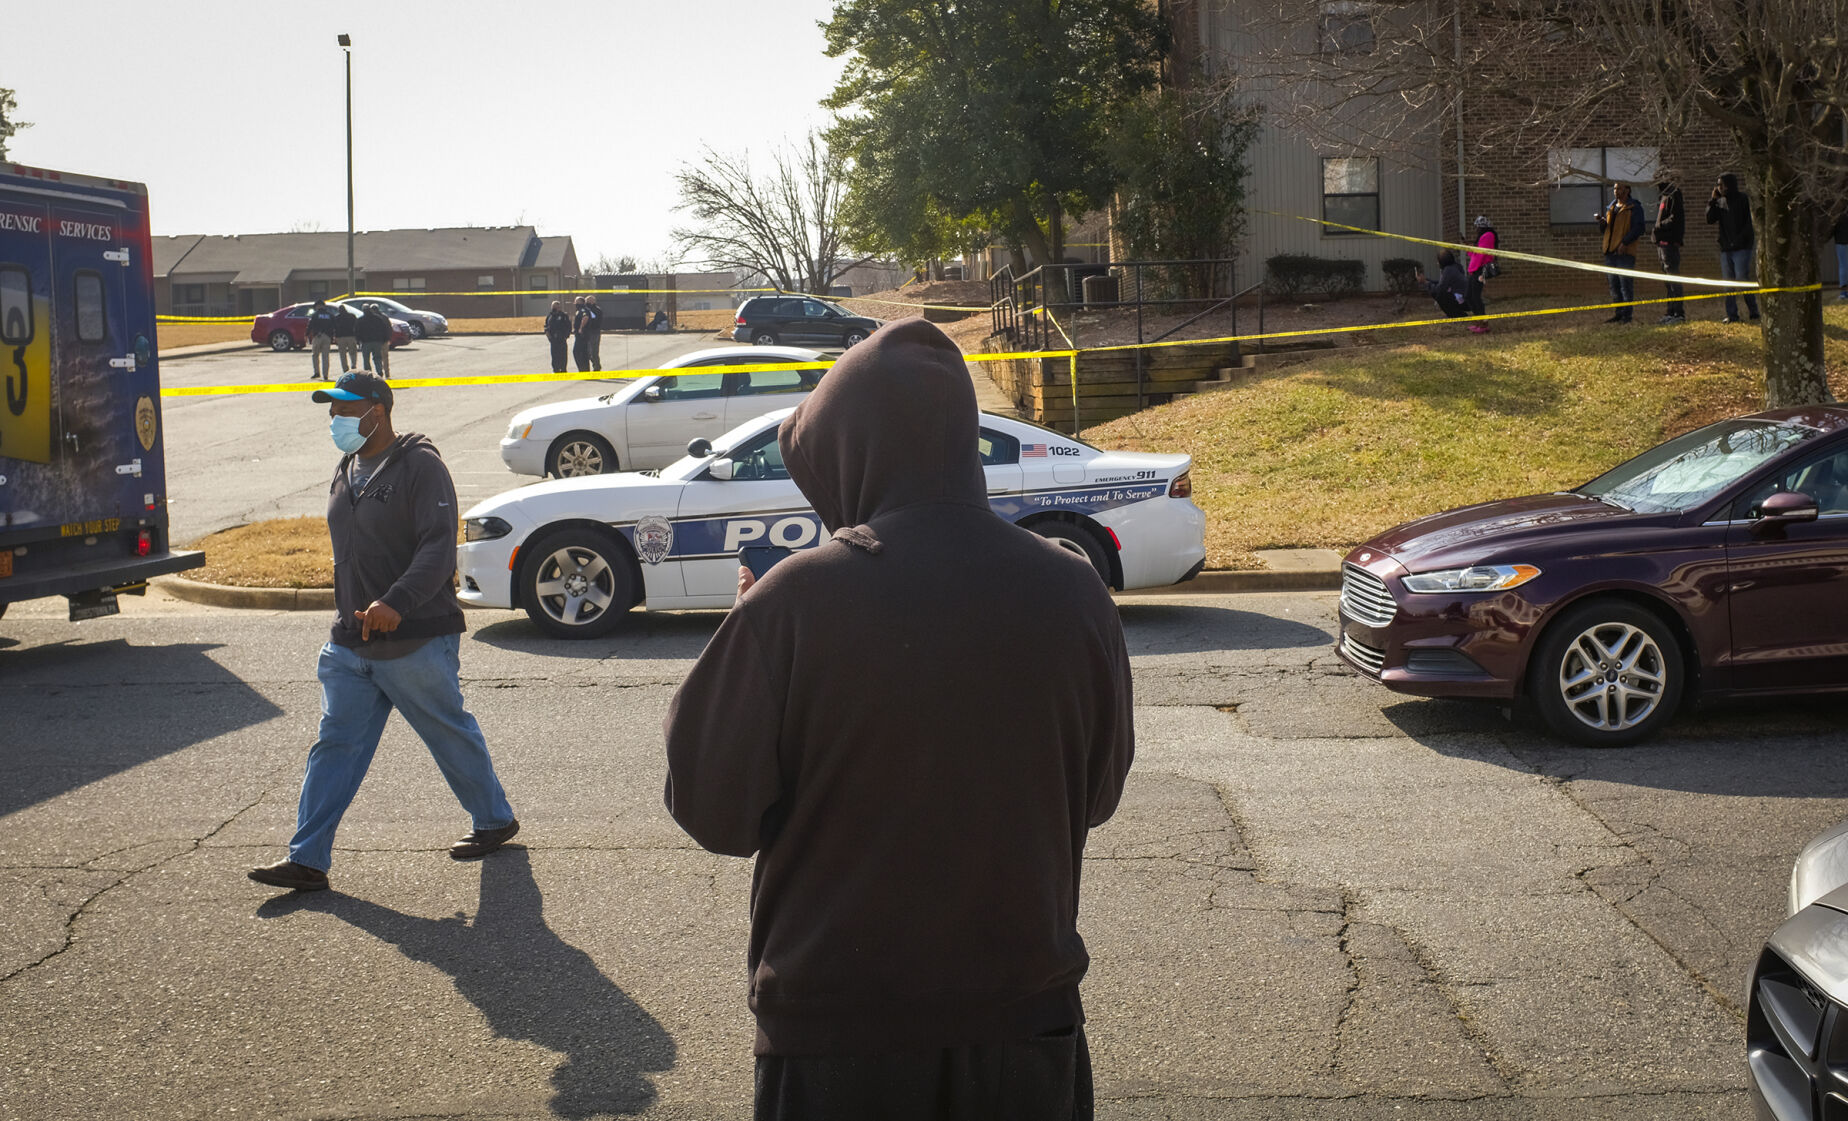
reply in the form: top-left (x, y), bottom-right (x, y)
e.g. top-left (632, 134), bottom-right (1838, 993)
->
top-left (664, 317), bottom-right (1134, 1119)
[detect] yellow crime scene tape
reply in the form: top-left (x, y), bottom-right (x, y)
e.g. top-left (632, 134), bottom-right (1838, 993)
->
top-left (156, 213), bottom-right (1824, 399)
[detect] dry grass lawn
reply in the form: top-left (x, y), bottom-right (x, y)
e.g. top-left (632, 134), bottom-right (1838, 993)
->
top-left (1084, 305), bottom-right (1848, 569)
top-left (184, 517), bottom-right (334, 588)
top-left (158, 323), bottom-right (253, 349)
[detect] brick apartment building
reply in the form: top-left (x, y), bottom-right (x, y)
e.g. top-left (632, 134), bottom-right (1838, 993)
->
top-left (1162, 0), bottom-right (1786, 301)
top-left (153, 227), bottom-right (580, 319)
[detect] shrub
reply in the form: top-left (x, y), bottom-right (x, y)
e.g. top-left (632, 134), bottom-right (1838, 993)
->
top-left (1381, 257), bottom-right (1423, 313)
top-left (1265, 254), bottom-right (1366, 300)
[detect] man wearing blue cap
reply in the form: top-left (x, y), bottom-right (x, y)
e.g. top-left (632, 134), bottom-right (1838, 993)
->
top-left (249, 371), bottom-right (518, 892)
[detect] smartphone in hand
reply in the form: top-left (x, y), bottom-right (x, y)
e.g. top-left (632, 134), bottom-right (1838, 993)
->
top-left (739, 545), bottom-right (795, 581)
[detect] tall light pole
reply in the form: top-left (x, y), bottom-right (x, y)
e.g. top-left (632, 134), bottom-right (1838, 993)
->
top-left (338, 33), bottom-right (354, 298)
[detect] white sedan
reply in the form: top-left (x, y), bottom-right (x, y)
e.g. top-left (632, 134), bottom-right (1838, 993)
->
top-left (499, 345), bottom-right (827, 477)
top-left (460, 409), bottom-right (1208, 637)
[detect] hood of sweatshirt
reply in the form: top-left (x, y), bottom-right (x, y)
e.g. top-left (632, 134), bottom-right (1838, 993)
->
top-left (778, 317), bottom-right (986, 552)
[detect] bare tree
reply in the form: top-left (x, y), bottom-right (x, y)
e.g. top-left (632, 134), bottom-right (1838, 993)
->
top-left (1217, 0), bottom-right (1848, 407)
top-left (584, 253), bottom-right (640, 275)
top-left (671, 132), bottom-right (872, 295)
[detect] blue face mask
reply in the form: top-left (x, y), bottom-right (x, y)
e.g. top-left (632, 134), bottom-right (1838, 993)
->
top-left (330, 406), bottom-right (375, 454)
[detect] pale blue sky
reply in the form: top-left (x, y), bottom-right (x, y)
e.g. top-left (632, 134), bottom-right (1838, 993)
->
top-left (5, 0), bottom-right (846, 265)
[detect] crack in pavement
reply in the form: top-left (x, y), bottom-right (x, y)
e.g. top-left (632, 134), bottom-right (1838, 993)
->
top-left (0, 788), bottom-right (272, 984)
top-left (1507, 747), bottom-right (1746, 1021)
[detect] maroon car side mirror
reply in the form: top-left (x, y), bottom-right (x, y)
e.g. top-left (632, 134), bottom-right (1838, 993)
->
top-left (1754, 490), bottom-right (1820, 528)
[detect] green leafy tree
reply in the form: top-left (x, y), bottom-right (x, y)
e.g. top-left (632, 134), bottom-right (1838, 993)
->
top-left (0, 88), bottom-right (29, 161)
top-left (824, 0), bottom-right (1167, 272)
top-left (1108, 89), bottom-right (1257, 297)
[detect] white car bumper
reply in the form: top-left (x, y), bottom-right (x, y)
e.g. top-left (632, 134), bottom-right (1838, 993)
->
top-left (500, 437), bottom-right (548, 478)
top-left (1104, 496), bottom-right (1207, 588)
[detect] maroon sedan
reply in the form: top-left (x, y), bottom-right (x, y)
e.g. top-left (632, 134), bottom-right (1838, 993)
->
top-left (1337, 407), bottom-right (1848, 745)
top-left (249, 303), bottom-right (411, 352)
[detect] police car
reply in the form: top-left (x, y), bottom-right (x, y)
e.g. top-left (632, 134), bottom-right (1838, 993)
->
top-left (459, 408), bottom-right (1207, 637)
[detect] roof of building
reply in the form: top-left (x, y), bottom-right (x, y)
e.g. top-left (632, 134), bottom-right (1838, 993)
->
top-left (155, 226), bottom-right (576, 284)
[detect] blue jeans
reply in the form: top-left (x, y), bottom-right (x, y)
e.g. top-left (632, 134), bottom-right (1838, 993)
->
top-left (1721, 248), bottom-right (1760, 319)
top-left (1604, 253), bottom-right (1636, 318)
top-left (289, 635), bottom-right (515, 872)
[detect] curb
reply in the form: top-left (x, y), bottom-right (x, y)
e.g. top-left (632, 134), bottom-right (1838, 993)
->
top-left (155, 576), bottom-right (334, 610)
top-left (157, 342), bottom-right (264, 359)
top-left (156, 566), bottom-right (1338, 612)
top-left (1116, 568), bottom-right (1340, 596)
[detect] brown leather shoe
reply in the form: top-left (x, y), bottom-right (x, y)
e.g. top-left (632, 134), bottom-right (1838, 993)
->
top-left (449, 819), bottom-right (520, 861)
top-left (248, 859), bottom-right (330, 892)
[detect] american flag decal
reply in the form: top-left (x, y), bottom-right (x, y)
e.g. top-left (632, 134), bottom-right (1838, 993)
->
top-left (1022, 442), bottom-right (1048, 457)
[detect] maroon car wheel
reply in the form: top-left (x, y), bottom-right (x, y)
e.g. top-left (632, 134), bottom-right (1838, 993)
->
top-left (1529, 600), bottom-right (1685, 747)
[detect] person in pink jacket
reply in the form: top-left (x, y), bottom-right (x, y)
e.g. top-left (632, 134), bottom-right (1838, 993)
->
top-left (1465, 216), bottom-right (1498, 333)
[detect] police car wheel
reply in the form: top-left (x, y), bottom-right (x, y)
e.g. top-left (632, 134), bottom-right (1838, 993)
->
top-left (1031, 522), bottom-right (1110, 586)
top-left (520, 528), bottom-right (635, 639)
top-left (268, 330), bottom-right (294, 352)
top-left (547, 432), bottom-right (617, 477)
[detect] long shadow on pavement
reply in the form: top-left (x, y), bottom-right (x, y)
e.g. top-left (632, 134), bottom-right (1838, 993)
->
top-left (1117, 602), bottom-right (1333, 654)
top-left (0, 638), bottom-right (284, 818)
top-left (469, 610), bottom-right (724, 661)
top-left (1386, 695), bottom-right (1848, 798)
top-left (259, 847), bottom-right (675, 1117)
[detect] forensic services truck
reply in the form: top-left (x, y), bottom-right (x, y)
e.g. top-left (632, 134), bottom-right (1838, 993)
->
top-left (0, 163), bottom-right (202, 622)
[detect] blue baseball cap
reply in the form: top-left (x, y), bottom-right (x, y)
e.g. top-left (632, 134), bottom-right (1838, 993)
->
top-left (311, 370), bottom-right (393, 408)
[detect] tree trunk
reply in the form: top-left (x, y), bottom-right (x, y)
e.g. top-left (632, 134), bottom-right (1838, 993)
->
top-left (1012, 197), bottom-right (1053, 270)
top-left (1756, 163), bottom-right (1834, 407)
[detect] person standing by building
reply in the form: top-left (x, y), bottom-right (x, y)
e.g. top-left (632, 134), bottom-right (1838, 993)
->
top-left (356, 303), bottom-right (392, 378)
top-left (1654, 178), bottom-right (1687, 324)
top-left (305, 298), bottom-right (340, 381)
top-left (247, 371), bottom-right (520, 893)
top-left (544, 300), bottom-right (572, 373)
top-left (582, 294), bottom-right (604, 372)
top-left (1596, 182), bottom-right (1645, 323)
top-left (1833, 210), bottom-right (1848, 300)
top-left (332, 302), bottom-right (360, 373)
top-left (664, 318), bottom-right (1134, 1119)
top-left (1464, 216), bottom-right (1497, 333)
top-left (571, 295), bottom-right (593, 373)
top-left (1707, 173), bottom-right (1761, 323)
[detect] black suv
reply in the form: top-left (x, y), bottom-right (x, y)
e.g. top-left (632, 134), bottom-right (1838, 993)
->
top-left (732, 296), bottom-right (881, 348)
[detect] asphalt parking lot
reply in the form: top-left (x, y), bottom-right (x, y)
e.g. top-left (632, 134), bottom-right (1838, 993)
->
top-left (3, 580), bottom-right (1845, 1120)
top-left (159, 333), bottom-right (717, 540)
top-left (3, 341), bottom-right (1846, 1119)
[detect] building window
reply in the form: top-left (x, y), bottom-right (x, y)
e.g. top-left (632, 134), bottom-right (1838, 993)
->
top-left (174, 283), bottom-right (206, 308)
top-left (528, 273), bottom-right (546, 289)
top-left (1548, 147), bottom-right (1660, 226)
top-left (477, 275), bottom-right (496, 289)
top-left (307, 280), bottom-right (330, 299)
top-left (1322, 157), bottom-right (1380, 235)
top-left (393, 277), bottom-right (426, 291)
top-left (1319, 1), bottom-right (1375, 53)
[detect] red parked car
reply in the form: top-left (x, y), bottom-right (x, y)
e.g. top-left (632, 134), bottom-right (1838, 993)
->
top-left (1336, 407), bottom-right (1848, 745)
top-left (250, 303), bottom-right (412, 352)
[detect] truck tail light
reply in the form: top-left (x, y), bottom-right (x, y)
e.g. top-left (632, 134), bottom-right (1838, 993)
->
top-left (136, 529), bottom-right (152, 557)
top-left (1169, 470), bottom-right (1192, 499)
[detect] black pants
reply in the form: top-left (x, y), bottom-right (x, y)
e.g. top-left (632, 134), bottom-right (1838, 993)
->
top-left (754, 1027), bottom-right (1092, 1121)
top-left (585, 330), bottom-right (602, 371)
top-left (548, 334), bottom-right (568, 373)
top-left (1465, 272), bottom-right (1486, 317)
top-left (1657, 243), bottom-right (1685, 317)
top-left (1431, 293), bottom-right (1468, 318)
top-left (572, 334), bottom-right (591, 373)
